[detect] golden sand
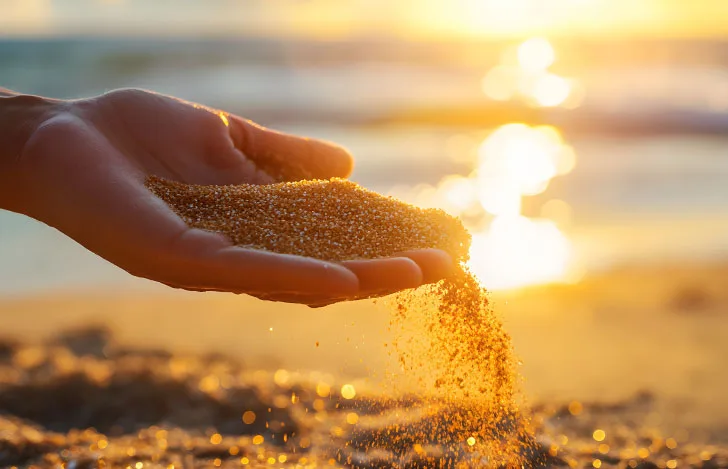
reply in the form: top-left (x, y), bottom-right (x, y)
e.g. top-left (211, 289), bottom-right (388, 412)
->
top-left (146, 176), bottom-right (468, 262)
top-left (2, 326), bottom-right (722, 469)
top-left (146, 176), bottom-right (528, 466)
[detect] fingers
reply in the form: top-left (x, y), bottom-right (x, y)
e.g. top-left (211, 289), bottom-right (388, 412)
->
top-left (152, 229), bottom-right (361, 297)
top-left (394, 249), bottom-right (456, 283)
top-left (167, 250), bottom-right (455, 307)
top-left (340, 257), bottom-right (423, 293)
top-left (164, 253), bottom-right (422, 304)
top-left (301, 250), bottom-right (456, 307)
top-left (247, 292), bottom-right (337, 305)
top-left (226, 114), bottom-right (354, 182)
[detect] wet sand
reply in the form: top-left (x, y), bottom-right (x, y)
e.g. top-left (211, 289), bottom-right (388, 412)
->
top-left (1, 262), bottom-right (727, 467)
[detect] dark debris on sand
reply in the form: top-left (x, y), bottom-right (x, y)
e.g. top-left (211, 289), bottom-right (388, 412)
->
top-left (0, 328), bottom-right (726, 468)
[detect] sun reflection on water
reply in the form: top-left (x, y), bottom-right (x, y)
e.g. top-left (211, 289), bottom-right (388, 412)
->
top-left (517, 37), bottom-right (555, 72)
top-left (469, 124), bottom-right (576, 288)
top-left (388, 38), bottom-right (583, 289)
top-left (483, 37), bottom-right (579, 108)
top-left (390, 122), bottom-right (578, 289)
top-left (469, 216), bottom-right (571, 289)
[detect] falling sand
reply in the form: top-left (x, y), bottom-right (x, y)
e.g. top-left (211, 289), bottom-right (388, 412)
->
top-left (146, 176), bottom-right (532, 467)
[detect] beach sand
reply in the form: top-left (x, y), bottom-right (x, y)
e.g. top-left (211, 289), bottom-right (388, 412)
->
top-left (0, 261), bottom-right (727, 468)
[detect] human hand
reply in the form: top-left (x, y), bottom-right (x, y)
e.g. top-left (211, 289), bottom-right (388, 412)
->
top-left (0, 89), bottom-right (454, 305)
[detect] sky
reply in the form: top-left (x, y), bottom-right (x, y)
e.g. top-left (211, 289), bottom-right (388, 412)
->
top-left (1, 0), bottom-right (728, 39)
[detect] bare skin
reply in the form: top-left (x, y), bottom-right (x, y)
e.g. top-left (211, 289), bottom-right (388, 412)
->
top-left (0, 88), bottom-right (454, 306)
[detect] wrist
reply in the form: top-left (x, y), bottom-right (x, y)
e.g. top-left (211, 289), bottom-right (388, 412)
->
top-left (0, 92), bottom-right (61, 210)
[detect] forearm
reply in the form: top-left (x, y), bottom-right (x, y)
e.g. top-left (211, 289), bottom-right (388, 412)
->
top-left (0, 89), bottom-right (59, 210)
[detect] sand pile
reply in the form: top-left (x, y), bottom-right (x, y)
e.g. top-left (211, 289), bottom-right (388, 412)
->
top-left (147, 176), bottom-right (528, 466)
top-left (146, 176), bottom-right (468, 262)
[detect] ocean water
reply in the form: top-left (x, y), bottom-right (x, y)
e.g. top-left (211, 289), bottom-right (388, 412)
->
top-left (1, 37), bottom-right (727, 295)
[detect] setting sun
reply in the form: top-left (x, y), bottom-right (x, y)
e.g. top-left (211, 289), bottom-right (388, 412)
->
top-left (407, 0), bottom-right (728, 39)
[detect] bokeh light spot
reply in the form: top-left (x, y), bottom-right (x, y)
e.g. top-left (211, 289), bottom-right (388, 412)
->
top-left (341, 384), bottom-right (357, 399)
top-left (517, 37), bottom-right (555, 72)
top-left (532, 73), bottom-right (572, 107)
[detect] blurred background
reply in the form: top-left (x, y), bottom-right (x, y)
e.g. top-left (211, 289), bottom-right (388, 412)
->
top-left (2, 0), bottom-right (728, 442)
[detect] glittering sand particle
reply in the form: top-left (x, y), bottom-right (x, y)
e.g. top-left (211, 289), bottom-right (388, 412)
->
top-left (146, 176), bottom-right (530, 467)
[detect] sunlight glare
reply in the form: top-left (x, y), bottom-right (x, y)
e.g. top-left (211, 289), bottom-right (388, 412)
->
top-left (477, 176), bottom-right (522, 217)
top-left (390, 128), bottom-right (578, 289)
top-left (477, 124), bottom-right (561, 196)
top-left (517, 38), bottom-right (555, 72)
top-left (531, 73), bottom-right (572, 107)
top-left (469, 123), bottom-right (578, 288)
top-left (482, 37), bottom-right (578, 109)
top-left (468, 216), bottom-right (571, 289)
top-left (437, 176), bottom-right (478, 215)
